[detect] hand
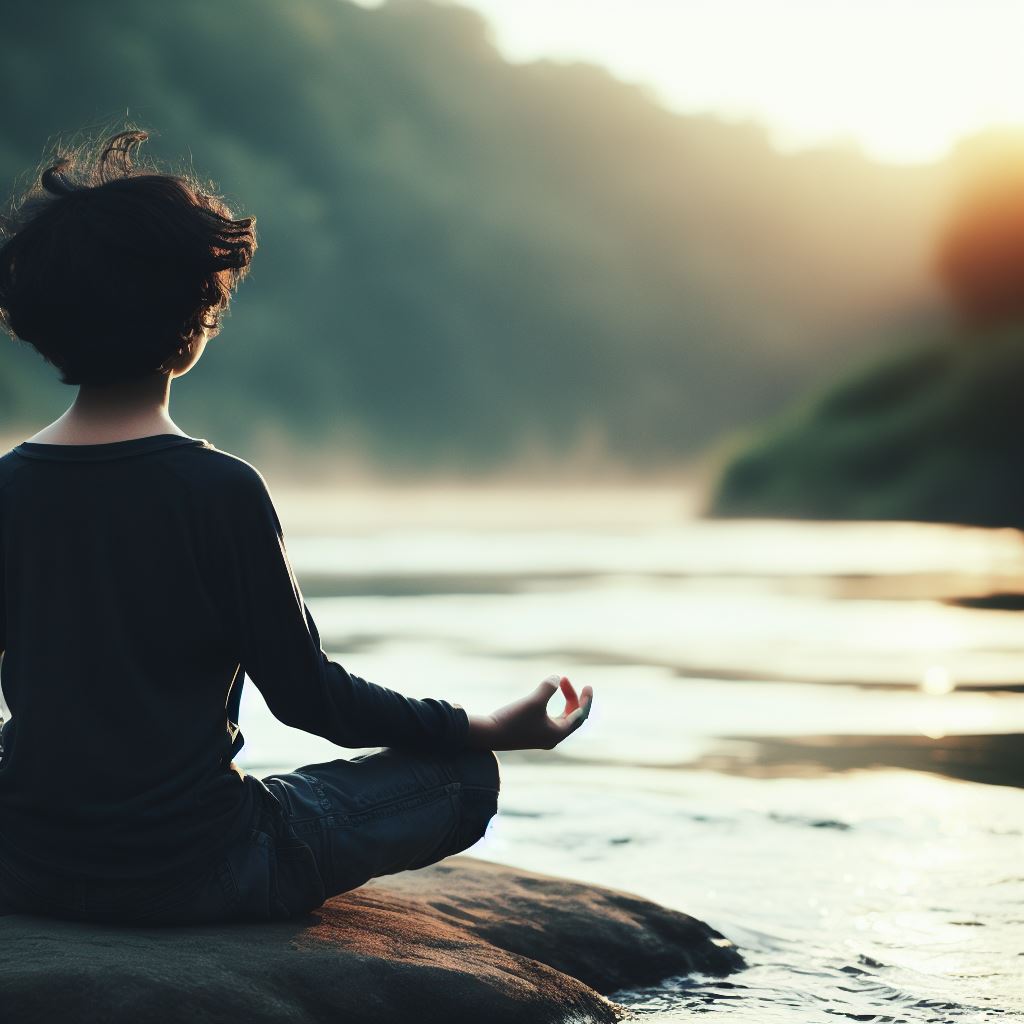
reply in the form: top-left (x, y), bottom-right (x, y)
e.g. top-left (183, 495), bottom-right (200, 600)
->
top-left (465, 674), bottom-right (594, 751)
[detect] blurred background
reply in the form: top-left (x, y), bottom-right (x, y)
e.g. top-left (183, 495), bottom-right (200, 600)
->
top-left (3, 1), bottom-right (1023, 1020)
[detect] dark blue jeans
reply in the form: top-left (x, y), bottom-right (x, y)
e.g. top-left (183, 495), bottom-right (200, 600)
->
top-left (0, 745), bottom-right (501, 925)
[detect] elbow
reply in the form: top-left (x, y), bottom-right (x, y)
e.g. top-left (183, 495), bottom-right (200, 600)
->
top-left (271, 705), bottom-right (315, 734)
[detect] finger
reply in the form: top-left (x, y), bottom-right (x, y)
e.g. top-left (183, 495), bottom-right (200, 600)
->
top-left (547, 697), bottom-right (592, 747)
top-left (558, 676), bottom-right (579, 716)
top-left (565, 694), bottom-right (593, 729)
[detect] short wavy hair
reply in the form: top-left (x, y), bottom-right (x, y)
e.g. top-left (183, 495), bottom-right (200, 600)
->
top-left (0, 126), bottom-right (257, 385)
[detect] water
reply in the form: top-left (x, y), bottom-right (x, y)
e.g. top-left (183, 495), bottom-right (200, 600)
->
top-left (234, 498), bottom-right (1024, 1022)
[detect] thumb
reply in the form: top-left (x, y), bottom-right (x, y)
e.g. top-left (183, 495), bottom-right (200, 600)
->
top-left (531, 674), bottom-right (561, 706)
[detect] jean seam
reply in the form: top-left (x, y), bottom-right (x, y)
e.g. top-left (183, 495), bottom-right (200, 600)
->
top-left (460, 783), bottom-right (499, 796)
top-left (288, 780), bottom-right (460, 831)
top-left (265, 783), bottom-right (459, 853)
top-left (281, 783), bottom-right (460, 840)
top-left (343, 781), bottom-right (459, 826)
top-left (295, 771), bottom-right (332, 813)
top-left (289, 816), bottom-right (342, 836)
top-left (314, 778), bottom-right (332, 813)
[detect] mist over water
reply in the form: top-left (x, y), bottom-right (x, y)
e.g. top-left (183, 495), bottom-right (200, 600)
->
top-left (235, 490), bottom-right (1024, 1022)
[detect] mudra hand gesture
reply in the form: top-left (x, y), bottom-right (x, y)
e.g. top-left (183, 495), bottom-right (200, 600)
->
top-left (466, 674), bottom-right (593, 751)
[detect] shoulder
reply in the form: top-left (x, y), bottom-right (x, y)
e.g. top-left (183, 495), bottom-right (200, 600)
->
top-left (161, 444), bottom-right (290, 560)
top-left (0, 449), bottom-right (27, 492)
top-left (162, 440), bottom-right (270, 495)
top-left (162, 442), bottom-right (278, 515)
top-left (184, 443), bottom-right (270, 490)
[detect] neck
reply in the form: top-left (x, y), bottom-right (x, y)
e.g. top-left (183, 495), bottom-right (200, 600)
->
top-left (71, 372), bottom-right (172, 420)
top-left (29, 373), bottom-right (187, 444)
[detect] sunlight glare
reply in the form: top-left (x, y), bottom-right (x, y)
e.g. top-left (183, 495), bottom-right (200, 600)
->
top-left (921, 665), bottom-right (956, 696)
top-left (370, 0), bottom-right (1024, 165)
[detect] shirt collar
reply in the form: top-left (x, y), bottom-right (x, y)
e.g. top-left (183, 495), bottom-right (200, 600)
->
top-left (11, 434), bottom-right (210, 462)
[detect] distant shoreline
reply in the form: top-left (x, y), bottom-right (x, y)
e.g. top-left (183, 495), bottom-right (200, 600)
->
top-left (272, 482), bottom-right (700, 532)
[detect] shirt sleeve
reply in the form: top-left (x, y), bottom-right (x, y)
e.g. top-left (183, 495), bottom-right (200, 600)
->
top-left (217, 467), bottom-right (470, 753)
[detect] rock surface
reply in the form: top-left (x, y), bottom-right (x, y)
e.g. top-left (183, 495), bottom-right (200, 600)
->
top-left (0, 855), bottom-right (744, 1023)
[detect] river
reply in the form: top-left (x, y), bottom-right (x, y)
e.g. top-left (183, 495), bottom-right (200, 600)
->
top-left (234, 487), bottom-right (1024, 1022)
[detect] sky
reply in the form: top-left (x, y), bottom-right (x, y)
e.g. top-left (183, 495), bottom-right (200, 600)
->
top-left (355, 0), bottom-right (1024, 165)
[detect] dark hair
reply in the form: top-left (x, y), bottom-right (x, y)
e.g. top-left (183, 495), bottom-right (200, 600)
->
top-left (0, 126), bottom-right (257, 385)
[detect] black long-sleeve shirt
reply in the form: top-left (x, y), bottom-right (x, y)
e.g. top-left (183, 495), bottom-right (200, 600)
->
top-left (0, 433), bottom-right (469, 883)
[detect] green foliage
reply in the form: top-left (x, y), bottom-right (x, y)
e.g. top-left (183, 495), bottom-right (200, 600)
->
top-left (710, 322), bottom-right (1024, 526)
top-left (0, 0), bottom-right (943, 473)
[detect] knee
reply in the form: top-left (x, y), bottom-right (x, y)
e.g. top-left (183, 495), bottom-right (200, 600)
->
top-left (452, 748), bottom-right (500, 851)
top-left (455, 746), bottom-right (501, 796)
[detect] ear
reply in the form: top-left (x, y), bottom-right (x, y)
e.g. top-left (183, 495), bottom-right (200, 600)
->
top-left (160, 334), bottom-right (205, 377)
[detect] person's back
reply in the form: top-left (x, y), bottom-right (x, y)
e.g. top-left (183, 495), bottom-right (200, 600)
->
top-left (0, 435), bottom-right (279, 883)
top-left (0, 125), bottom-right (592, 925)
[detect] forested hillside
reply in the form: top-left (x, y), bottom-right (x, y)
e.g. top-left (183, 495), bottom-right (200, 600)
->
top-left (0, 0), bottom-right (948, 476)
top-left (710, 130), bottom-right (1024, 528)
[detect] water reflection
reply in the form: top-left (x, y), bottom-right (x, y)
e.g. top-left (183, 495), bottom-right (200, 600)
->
top-left (690, 732), bottom-right (1024, 789)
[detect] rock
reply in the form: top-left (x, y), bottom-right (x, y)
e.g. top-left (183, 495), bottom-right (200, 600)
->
top-left (0, 855), bottom-right (744, 1023)
top-left (374, 856), bottom-right (744, 993)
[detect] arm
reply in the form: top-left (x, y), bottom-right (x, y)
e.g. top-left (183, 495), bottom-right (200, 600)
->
top-left (220, 470), bottom-right (468, 753)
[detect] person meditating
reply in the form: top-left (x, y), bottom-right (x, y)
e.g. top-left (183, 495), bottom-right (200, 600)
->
top-left (0, 127), bottom-right (593, 925)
